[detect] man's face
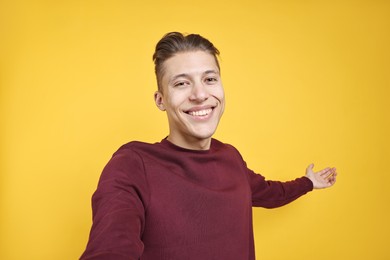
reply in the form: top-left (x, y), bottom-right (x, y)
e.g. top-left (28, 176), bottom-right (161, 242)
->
top-left (154, 51), bottom-right (225, 150)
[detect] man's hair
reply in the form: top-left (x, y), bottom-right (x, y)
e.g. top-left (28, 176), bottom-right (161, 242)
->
top-left (152, 32), bottom-right (220, 92)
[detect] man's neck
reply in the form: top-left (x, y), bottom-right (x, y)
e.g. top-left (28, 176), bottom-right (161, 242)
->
top-left (166, 135), bottom-right (211, 150)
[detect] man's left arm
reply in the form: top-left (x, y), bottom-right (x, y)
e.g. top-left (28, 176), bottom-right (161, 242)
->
top-left (249, 164), bottom-right (337, 208)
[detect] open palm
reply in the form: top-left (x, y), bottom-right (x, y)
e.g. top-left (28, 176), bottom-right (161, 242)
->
top-left (305, 163), bottom-right (337, 189)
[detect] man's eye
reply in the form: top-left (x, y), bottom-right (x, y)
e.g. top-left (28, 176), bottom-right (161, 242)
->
top-left (205, 77), bottom-right (218, 84)
top-left (174, 82), bottom-right (187, 87)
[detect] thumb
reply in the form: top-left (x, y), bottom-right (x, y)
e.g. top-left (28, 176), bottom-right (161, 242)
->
top-left (306, 163), bottom-right (314, 174)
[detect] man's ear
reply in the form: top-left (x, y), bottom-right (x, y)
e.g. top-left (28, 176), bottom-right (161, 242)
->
top-left (154, 91), bottom-right (166, 111)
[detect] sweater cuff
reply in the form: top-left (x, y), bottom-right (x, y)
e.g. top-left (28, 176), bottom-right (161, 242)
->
top-left (301, 176), bottom-right (314, 191)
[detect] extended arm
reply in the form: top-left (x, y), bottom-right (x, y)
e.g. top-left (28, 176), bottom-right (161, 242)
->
top-left (248, 164), bottom-right (337, 208)
top-left (80, 149), bottom-right (149, 260)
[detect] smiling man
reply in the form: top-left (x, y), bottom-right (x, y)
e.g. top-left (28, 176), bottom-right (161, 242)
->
top-left (154, 50), bottom-right (225, 150)
top-left (80, 32), bottom-right (337, 260)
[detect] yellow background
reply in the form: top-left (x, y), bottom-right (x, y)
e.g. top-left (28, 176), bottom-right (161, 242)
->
top-left (1, 0), bottom-right (389, 259)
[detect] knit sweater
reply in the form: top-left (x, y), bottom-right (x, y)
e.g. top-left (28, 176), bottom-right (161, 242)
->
top-left (80, 138), bottom-right (313, 260)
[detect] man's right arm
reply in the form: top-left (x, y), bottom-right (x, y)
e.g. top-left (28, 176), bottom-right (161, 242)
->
top-left (80, 149), bottom-right (150, 260)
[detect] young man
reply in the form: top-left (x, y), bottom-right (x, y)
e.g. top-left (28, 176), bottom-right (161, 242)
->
top-left (80, 32), bottom-right (337, 260)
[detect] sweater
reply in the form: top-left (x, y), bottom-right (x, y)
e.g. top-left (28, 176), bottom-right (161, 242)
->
top-left (80, 138), bottom-right (313, 260)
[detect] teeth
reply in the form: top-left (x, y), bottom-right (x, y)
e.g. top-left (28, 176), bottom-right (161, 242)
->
top-left (188, 108), bottom-right (212, 116)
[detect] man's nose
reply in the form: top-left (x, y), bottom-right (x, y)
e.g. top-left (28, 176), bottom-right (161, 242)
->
top-left (189, 82), bottom-right (209, 102)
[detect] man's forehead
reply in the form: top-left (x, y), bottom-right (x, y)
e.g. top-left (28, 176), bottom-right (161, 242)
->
top-left (162, 51), bottom-right (219, 79)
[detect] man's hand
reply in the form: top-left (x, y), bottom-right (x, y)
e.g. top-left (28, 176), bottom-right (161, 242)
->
top-left (305, 163), bottom-right (337, 189)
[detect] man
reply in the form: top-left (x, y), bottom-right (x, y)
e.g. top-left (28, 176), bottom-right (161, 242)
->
top-left (80, 32), bottom-right (337, 260)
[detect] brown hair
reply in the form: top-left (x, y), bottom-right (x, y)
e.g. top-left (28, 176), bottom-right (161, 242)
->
top-left (152, 32), bottom-right (220, 92)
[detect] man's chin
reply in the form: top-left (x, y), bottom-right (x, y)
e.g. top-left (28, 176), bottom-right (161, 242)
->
top-left (191, 130), bottom-right (217, 141)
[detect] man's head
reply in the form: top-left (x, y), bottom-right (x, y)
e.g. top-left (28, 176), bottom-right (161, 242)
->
top-left (153, 32), bottom-right (220, 93)
top-left (152, 32), bottom-right (225, 150)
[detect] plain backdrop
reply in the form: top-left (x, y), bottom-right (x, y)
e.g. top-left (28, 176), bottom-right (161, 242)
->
top-left (1, 0), bottom-right (389, 259)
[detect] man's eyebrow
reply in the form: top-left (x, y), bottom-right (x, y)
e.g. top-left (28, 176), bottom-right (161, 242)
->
top-left (170, 73), bottom-right (188, 83)
top-left (204, 70), bottom-right (219, 75)
top-left (169, 70), bottom-right (220, 84)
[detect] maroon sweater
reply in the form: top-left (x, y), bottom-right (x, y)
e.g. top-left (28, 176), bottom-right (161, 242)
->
top-left (80, 138), bottom-right (313, 260)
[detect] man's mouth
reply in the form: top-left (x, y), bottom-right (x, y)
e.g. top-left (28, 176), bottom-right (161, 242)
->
top-left (187, 108), bottom-right (213, 117)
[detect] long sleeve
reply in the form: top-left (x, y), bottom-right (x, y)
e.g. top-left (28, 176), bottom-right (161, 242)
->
top-left (247, 168), bottom-right (313, 208)
top-left (80, 148), bottom-right (150, 260)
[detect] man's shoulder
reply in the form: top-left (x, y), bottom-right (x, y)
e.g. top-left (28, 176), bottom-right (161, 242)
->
top-left (119, 140), bottom-right (154, 149)
top-left (115, 140), bottom-right (160, 155)
top-left (102, 140), bottom-right (163, 169)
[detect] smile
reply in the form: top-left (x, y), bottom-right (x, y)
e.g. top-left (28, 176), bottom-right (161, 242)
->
top-left (184, 105), bottom-right (217, 118)
top-left (187, 108), bottom-right (213, 117)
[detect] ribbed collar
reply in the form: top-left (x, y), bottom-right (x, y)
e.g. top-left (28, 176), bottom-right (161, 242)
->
top-left (160, 137), bottom-right (216, 154)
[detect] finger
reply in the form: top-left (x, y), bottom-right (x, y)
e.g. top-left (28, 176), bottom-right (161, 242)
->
top-left (324, 169), bottom-right (335, 179)
top-left (325, 168), bottom-right (337, 179)
top-left (327, 177), bottom-right (335, 186)
top-left (330, 170), bottom-right (337, 181)
top-left (317, 167), bottom-right (331, 176)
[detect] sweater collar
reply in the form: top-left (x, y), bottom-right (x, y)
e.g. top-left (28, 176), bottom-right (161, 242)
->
top-left (160, 137), bottom-right (215, 154)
